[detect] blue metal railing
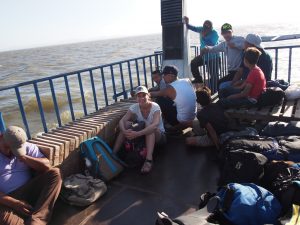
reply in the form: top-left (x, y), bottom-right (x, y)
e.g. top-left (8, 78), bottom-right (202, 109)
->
top-left (0, 52), bottom-right (162, 138)
top-left (1, 44), bottom-right (300, 138)
top-left (0, 112), bottom-right (5, 133)
top-left (190, 44), bottom-right (300, 93)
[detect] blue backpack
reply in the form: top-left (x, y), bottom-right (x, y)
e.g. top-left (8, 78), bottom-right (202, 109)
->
top-left (80, 136), bottom-right (125, 181)
top-left (207, 183), bottom-right (282, 225)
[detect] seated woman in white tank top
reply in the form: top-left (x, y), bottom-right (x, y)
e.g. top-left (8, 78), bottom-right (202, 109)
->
top-left (113, 86), bottom-right (165, 174)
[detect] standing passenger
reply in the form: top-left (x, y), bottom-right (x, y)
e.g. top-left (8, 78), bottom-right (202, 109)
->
top-left (184, 17), bottom-right (220, 85)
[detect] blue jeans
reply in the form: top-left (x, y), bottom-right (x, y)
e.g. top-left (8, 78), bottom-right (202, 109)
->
top-left (219, 81), bottom-right (232, 90)
top-left (219, 86), bottom-right (242, 99)
top-left (218, 97), bottom-right (256, 109)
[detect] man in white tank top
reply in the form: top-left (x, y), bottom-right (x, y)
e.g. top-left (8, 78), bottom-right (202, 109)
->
top-left (151, 65), bottom-right (197, 131)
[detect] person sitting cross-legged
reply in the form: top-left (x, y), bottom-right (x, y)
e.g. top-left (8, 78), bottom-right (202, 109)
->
top-left (0, 126), bottom-right (62, 225)
top-left (186, 87), bottom-right (229, 150)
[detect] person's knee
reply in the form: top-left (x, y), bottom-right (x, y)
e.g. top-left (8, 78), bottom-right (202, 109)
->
top-left (47, 168), bottom-right (62, 184)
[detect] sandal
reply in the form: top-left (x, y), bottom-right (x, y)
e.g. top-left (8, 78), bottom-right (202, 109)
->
top-left (141, 159), bottom-right (153, 174)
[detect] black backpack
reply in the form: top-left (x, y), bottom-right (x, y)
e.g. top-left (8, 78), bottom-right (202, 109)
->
top-left (222, 136), bottom-right (284, 161)
top-left (117, 121), bottom-right (146, 168)
top-left (257, 87), bottom-right (285, 107)
top-left (219, 149), bottom-right (268, 185)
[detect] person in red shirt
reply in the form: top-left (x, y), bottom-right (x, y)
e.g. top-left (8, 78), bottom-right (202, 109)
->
top-left (218, 47), bottom-right (266, 108)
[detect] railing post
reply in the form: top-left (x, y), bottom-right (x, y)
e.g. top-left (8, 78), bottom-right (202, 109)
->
top-left (149, 56), bottom-right (155, 87)
top-left (110, 65), bottom-right (117, 102)
top-left (77, 73), bottom-right (88, 116)
top-left (119, 63), bottom-right (127, 99)
top-left (49, 79), bottom-right (62, 127)
top-left (142, 58), bottom-right (148, 87)
top-left (0, 112), bottom-right (6, 133)
top-left (135, 59), bottom-right (141, 86)
top-left (288, 47), bottom-right (293, 83)
top-left (33, 83), bottom-right (48, 133)
top-left (15, 87), bottom-right (31, 139)
top-left (89, 70), bottom-right (99, 111)
top-left (64, 76), bottom-right (75, 121)
top-left (127, 61), bottom-right (133, 91)
top-left (100, 67), bottom-right (109, 106)
top-left (274, 48), bottom-right (278, 80)
top-left (154, 54), bottom-right (159, 70)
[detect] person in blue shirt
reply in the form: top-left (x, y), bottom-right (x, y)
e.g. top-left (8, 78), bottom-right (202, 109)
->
top-left (184, 17), bottom-right (219, 85)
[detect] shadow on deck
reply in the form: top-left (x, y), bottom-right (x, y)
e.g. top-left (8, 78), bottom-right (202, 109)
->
top-left (50, 136), bottom-right (220, 225)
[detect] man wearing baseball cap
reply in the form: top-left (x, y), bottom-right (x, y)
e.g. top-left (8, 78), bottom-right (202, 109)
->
top-left (0, 126), bottom-right (62, 225)
top-left (151, 65), bottom-right (197, 131)
top-left (201, 23), bottom-right (245, 89)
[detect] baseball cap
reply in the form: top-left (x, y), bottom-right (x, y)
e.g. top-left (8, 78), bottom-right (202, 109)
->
top-left (135, 86), bottom-right (149, 95)
top-left (3, 126), bottom-right (27, 157)
top-left (221, 23), bottom-right (232, 34)
top-left (161, 65), bottom-right (178, 76)
top-left (245, 34), bottom-right (263, 49)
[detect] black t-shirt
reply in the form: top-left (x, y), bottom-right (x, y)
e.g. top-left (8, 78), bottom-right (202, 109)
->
top-left (197, 103), bottom-right (229, 135)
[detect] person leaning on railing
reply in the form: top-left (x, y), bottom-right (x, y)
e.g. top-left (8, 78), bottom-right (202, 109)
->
top-left (201, 23), bottom-right (245, 90)
top-left (184, 16), bottom-right (220, 84)
top-left (0, 126), bottom-right (62, 225)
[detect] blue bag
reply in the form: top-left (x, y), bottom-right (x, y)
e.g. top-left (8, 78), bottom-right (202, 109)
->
top-left (208, 183), bottom-right (282, 225)
top-left (80, 136), bottom-right (124, 181)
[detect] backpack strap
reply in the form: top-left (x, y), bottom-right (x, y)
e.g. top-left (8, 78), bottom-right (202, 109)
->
top-left (93, 136), bottom-right (127, 166)
top-left (80, 141), bottom-right (102, 178)
top-left (221, 186), bottom-right (235, 213)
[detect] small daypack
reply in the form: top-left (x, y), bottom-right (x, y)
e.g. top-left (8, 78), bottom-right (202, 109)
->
top-left (80, 136), bottom-right (124, 181)
top-left (207, 183), bottom-right (282, 225)
top-left (219, 149), bottom-right (268, 185)
top-left (60, 173), bottom-right (107, 207)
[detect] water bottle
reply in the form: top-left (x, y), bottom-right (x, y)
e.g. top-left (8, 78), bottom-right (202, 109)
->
top-left (84, 157), bottom-right (92, 168)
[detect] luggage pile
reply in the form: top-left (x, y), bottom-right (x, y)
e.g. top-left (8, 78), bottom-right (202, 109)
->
top-left (157, 121), bottom-right (300, 225)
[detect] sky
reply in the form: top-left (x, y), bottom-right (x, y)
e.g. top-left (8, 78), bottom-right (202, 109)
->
top-left (0, 0), bottom-right (299, 52)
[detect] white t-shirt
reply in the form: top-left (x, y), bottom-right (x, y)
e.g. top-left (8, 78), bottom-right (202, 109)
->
top-left (129, 102), bottom-right (165, 133)
top-left (170, 79), bottom-right (197, 122)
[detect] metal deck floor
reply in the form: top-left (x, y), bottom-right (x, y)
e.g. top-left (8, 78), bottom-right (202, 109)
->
top-left (50, 136), bottom-right (220, 225)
